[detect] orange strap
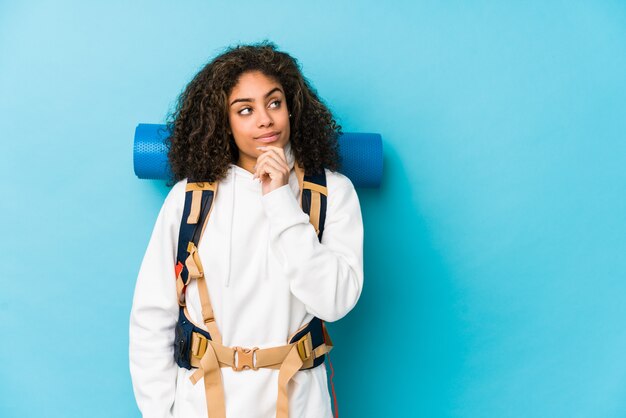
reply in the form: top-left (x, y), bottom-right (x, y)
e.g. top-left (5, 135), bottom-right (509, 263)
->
top-left (187, 190), bottom-right (202, 224)
top-left (276, 344), bottom-right (305, 418)
top-left (187, 333), bottom-right (330, 418)
top-left (189, 340), bottom-right (226, 418)
top-left (309, 189), bottom-right (322, 235)
top-left (294, 165), bottom-right (328, 236)
top-left (176, 181), bottom-right (222, 340)
top-left (185, 242), bottom-right (222, 344)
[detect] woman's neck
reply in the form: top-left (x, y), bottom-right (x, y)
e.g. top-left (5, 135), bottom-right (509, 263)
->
top-left (236, 155), bottom-right (256, 174)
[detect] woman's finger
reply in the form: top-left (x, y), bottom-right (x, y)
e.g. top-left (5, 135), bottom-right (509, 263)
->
top-left (255, 158), bottom-right (288, 182)
top-left (255, 153), bottom-right (287, 173)
top-left (257, 146), bottom-right (286, 164)
top-left (254, 152), bottom-right (288, 179)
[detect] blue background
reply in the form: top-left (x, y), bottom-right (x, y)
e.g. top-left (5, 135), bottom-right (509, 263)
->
top-left (1, 1), bottom-right (625, 417)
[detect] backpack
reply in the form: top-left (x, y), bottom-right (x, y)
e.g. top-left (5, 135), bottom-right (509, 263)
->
top-left (172, 164), bottom-right (334, 418)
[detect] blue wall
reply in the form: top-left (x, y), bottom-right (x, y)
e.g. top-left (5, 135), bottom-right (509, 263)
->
top-left (1, 1), bottom-right (625, 417)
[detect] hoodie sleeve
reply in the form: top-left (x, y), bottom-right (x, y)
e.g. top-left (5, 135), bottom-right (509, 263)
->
top-left (129, 181), bottom-right (185, 418)
top-left (262, 171), bottom-right (364, 322)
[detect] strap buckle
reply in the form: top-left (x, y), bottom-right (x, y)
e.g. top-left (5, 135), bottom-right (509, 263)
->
top-left (191, 333), bottom-right (208, 359)
top-left (296, 333), bottom-right (313, 361)
top-left (185, 242), bottom-right (204, 280)
top-left (232, 346), bottom-right (259, 371)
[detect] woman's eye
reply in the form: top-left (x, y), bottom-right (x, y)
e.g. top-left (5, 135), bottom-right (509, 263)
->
top-left (269, 100), bottom-right (281, 109)
top-left (238, 107), bottom-right (252, 115)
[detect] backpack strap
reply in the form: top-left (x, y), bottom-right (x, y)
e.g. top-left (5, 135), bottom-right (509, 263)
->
top-left (174, 180), bottom-right (222, 343)
top-left (294, 163), bottom-right (337, 417)
top-left (294, 163), bottom-right (328, 241)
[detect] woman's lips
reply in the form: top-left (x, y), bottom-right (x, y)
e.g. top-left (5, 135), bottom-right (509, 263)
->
top-left (256, 133), bottom-right (280, 143)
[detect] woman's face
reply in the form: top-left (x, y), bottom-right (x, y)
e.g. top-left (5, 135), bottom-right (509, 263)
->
top-left (227, 70), bottom-right (291, 170)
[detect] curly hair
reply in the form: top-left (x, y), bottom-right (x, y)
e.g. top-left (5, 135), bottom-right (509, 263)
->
top-left (166, 41), bottom-right (341, 184)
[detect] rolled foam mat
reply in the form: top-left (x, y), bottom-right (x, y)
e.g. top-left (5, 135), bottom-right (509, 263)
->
top-left (134, 123), bottom-right (383, 188)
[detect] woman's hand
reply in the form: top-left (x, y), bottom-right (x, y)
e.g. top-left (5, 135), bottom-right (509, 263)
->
top-left (253, 146), bottom-right (290, 195)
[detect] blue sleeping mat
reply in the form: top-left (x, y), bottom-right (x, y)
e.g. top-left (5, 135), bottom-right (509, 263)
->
top-left (133, 123), bottom-right (383, 188)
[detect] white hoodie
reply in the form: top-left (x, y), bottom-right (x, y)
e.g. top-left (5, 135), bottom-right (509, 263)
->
top-left (129, 144), bottom-right (364, 418)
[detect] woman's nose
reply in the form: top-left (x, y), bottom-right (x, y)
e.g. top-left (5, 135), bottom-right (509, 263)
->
top-left (257, 109), bottom-right (273, 128)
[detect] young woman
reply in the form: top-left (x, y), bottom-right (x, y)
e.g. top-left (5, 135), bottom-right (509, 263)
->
top-left (129, 42), bottom-right (364, 418)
